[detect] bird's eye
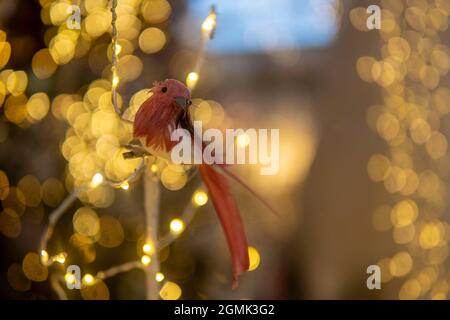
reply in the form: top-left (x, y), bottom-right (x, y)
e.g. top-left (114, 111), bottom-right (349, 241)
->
top-left (187, 100), bottom-right (192, 106)
top-left (161, 87), bottom-right (168, 93)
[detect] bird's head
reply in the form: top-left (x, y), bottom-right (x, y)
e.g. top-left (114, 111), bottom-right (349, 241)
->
top-left (151, 79), bottom-right (192, 111)
top-left (133, 79), bottom-right (193, 151)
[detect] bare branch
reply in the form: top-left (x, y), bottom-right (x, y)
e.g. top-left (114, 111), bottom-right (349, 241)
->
top-left (157, 183), bottom-right (203, 250)
top-left (96, 260), bottom-right (143, 280)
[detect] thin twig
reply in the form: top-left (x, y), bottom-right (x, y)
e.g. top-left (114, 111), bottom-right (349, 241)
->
top-left (39, 159), bottom-right (145, 260)
top-left (96, 261), bottom-right (143, 280)
top-left (81, 181), bottom-right (202, 289)
top-left (50, 274), bottom-right (68, 300)
top-left (143, 170), bottom-right (161, 300)
top-left (158, 183), bottom-right (203, 250)
top-left (39, 189), bottom-right (83, 255)
top-left (188, 5), bottom-right (217, 94)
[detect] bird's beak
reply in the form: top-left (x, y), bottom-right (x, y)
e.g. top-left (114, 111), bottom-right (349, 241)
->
top-left (175, 97), bottom-right (191, 109)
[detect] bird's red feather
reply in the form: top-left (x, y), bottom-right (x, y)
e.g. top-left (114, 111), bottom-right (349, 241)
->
top-left (133, 97), bottom-right (179, 151)
top-left (133, 79), bottom-right (252, 288)
top-left (199, 163), bottom-right (249, 288)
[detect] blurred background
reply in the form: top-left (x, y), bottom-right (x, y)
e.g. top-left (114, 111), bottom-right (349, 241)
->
top-left (1, 0), bottom-right (450, 300)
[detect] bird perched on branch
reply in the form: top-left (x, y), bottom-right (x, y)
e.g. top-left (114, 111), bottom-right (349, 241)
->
top-left (133, 79), bottom-right (277, 288)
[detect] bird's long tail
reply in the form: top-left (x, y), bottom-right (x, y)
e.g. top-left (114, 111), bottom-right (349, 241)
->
top-left (214, 165), bottom-right (280, 217)
top-left (199, 164), bottom-right (249, 288)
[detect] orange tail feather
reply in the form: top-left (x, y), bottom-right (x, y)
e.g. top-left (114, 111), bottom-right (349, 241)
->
top-left (199, 164), bottom-right (249, 288)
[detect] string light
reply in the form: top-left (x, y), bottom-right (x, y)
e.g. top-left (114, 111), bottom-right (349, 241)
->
top-left (186, 72), bottom-right (199, 90)
top-left (142, 242), bottom-right (154, 254)
top-left (120, 181), bottom-right (129, 190)
top-left (201, 11), bottom-right (217, 35)
top-left (169, 219), bottom-right (185, 234)
top-left (40, 250), bottom-right (49, 265)
top-left (112, 75), bottom-right (119, 87)
top-left (52, 252), bottom-right (67, 264)
top-left (82, 274), bottom-right (95, 286)
top-left (185, 6), bottom-right (217, 93)
top-left (64, 273), bottom-right (76, 285)
top-left (114, 44), bottom-right (122, 55)
top-left (155, 272), bottom-right (165, 282)
top-left (90, 173), bottom-right (104, 188)
top-left (141, 255), bottom-right (151, 266)
top-left (192, 190), bottom-right (208, 207)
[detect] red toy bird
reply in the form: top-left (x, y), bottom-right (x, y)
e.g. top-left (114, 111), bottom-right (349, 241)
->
top-left (134, 79), bottom-right (274, 287)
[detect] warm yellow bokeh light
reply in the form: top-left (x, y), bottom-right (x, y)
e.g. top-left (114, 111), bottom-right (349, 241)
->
top-left (65, 273), bottom-right (76, 284)
top-left (141, 0), bottom-right (171, 24)
top-left (27, 92), bottom-right (50, 121)
top-left (202, 13), bottom-right (217, 34)
top-left (6, 71), bottom-right (28, 96)
top-left (161, 166), bottom-right (187, 191)
top-left (98, 216), bottom-right (124, 248)
top-left (22, 252), bottom-right (48, 282)
top-left (156, 272), bottom-right (165, 282)
top-left (90, 173), bottom-right (104, 188)
top-left (82, 274), bottom-right (95, 286)
top-left (32, 49), bottom-right (57, 79)
top-left (419, 223), bottom-right (442, 249)
top-left (53, 253), bottom-right (66, 264)
top-left (0, 41), bottom-right (11, 69)
top-left (142, 242), bottom-right (154, 254)
top-left (141, 255), bottom-right (151, 266)
top-left (192, 190), bottom-right (208, 207)
top-left (159, 281), bottom-right (182, 300)
top-left (248, 246), bottom-right (261, 271)
top-left (73, 207), bottom-right (100, 237)
top-left (186, 72), bottom-right (199, 90)
top-left (0, 208), bottom-right (21, 238)
top-left (389, 251), bottom-right (413, 277)
top-left (169, 219), bottom-right (184, 234)
top-left (138, 27), bottom-right (166, 54)
top-left (390, 200), bottom-right (418, 227)
top-left (40, 250), bottom-right (49, 265)
top-left (114, 44), bottom-right (122, 55)
top-left (80, 278), bottom-right (110, 300)
top-left (120, 181), bottom-right (129, 190)
top-left (112, 76), bottom-right (119, 87)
